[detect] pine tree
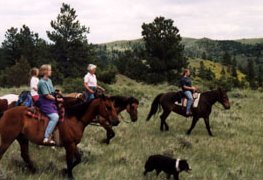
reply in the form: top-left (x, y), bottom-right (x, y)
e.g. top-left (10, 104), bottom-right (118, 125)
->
top-left (141, 16), bottom-right (187, 83)
top-left (47, 3), bottom-right (93, 82)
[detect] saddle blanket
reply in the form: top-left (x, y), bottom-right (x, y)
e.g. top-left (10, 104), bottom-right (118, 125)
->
top-left (175, 93), bottom-right (201, 108)
top-left (25, 107), bottom-right (63, 146)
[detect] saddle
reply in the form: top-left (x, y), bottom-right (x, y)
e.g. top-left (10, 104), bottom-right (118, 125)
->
top-left (25, 106), bottom-right (64, 146)
top-left (26, 106), bottom-right (64, 122)
top-left (175, 92), bottom-right (201, 108)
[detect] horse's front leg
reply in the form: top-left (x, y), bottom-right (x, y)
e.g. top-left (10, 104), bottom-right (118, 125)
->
top-left (187, 116), bottom-right (199, 135)
top-left (64, 143), bottom-right (80, 179)
top-left (101, 123), bottom-right (115, 144)
top-left (204, 117), bottom-right (213, 136)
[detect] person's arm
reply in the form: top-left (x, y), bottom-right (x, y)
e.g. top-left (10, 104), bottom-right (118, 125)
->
top-left (83, 82), bottom-right (95, 94)
top-left (44, 94), bottom-right (56, 101)
top-left (97, 85), bottom-right (105, 92)
top-left (183, 85), bottom-right (196, 91)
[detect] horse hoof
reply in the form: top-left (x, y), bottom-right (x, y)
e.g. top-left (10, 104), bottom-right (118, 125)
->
top-left (61, 168), bottom-right (68, 176)
top-left (29, 167), bottom-right (37, 174)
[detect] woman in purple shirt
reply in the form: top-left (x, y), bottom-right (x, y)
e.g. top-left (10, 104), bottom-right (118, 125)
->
top-left (38, 64), bottom-right (63, 144)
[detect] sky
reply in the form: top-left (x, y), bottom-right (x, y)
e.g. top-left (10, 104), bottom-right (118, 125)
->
top-left (0, 0), bottom-right (262, 44)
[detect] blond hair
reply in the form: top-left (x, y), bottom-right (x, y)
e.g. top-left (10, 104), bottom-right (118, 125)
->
top-left (39, 64), bottom-right (51, 76)
top-left (30, 67), bottom-right (39, 76)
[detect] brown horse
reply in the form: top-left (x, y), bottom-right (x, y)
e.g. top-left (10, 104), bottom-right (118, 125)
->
top-left (0, 95), bottom-right (119, 179)
top-left (64, 94), bottom-right (139, 144)
top-left (146, 88), bottom-right (230, 136)
top-left (0, 99), bottom-right (8, 116)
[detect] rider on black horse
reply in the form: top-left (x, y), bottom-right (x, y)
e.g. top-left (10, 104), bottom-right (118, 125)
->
top-left (180, 69), bottom-right (198, 116)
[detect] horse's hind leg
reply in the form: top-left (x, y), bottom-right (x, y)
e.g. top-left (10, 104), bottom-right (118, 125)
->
top-left (160, 110), bottom-right (171, 131)
top-left (16, 134), bottom-right (36, 173)
top-left (0, 141), bottom-right (14, 160)
top-left (187, 117), bottom-right (199, 135)
top-left (0, 130), bottom-right (18, 160)
top-left (204, 117), bottom-right (213, 136)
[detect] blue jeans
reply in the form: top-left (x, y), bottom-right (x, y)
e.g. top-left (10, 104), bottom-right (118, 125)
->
top-left (44, 113), bottom-right (59, 138)
top-left (184, 91), bottom-right (193, 114)
top-left (85, 86), bottom-right (96, 102)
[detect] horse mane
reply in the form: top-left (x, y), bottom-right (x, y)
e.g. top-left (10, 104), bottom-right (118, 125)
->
top-left (110, 96), bottom-right (139, 107)
top-left (65, 99), bottom-right (94, 119)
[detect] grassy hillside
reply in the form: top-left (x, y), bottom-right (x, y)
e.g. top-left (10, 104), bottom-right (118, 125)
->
top-left (100, 37), bottom-right (263, 68)
top-left (0, 75), bottom-right (262, 180)
top-left (235, 38), bottom-right (263, 45)
top-left (188, 58), bottom-right (246, 81)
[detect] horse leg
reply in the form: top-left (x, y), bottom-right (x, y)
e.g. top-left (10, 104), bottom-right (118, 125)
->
top-left (160, 110), bottom-right (171, 131)
top-left (0, 141), bottom-right (13, 160)
top-left (204, 117), bottom-right (213, 136)
top-left (0, 130), bottom-right (18, 160)
top-left (186, 116), bottom-right (199, 135)
top-left (100, 121), bottom-right (115, 144)
top-left (16, 134), bottom-right (36, 173)
top-left (64, 143), bottom-right (79, 179)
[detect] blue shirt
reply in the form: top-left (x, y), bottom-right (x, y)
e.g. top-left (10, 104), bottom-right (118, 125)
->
top-left (180, 77), bottom-right (192, 91)
top-left (38, 78), bottom-right (54, 95)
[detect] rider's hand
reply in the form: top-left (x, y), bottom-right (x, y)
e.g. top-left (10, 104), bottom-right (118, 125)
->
top-left (90, 90), bottom-right (95, 94)
top-left (57, 98), bottom-right (64, 102)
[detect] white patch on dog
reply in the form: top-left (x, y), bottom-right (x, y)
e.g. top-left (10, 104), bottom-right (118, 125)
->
top-left (175, 159), bottom-right (180, 172)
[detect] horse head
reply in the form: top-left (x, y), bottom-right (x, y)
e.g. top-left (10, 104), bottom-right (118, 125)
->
top-left (217, 87), bottom-right (230, 109)
top-left (98, 94), bottom-right (120, 126)
top-left (126, 96), bottom-right (139, 122)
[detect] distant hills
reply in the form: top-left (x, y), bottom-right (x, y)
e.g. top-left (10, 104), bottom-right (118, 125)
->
top-left (100, 37), bottom-right (263, 69)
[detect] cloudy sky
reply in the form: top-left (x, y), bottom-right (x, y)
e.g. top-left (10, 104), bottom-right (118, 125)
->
top-left (0, 0), bottom-right (262, 44)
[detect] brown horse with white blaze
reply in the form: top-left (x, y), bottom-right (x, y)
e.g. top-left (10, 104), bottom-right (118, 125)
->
top-left (146, 88), bottom-right (230, 136)
top-left (0, 95), bottom-right (119, 179)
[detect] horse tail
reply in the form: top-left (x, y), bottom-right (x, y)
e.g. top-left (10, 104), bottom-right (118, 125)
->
top-left (146, 93), bottom-right (163, 121)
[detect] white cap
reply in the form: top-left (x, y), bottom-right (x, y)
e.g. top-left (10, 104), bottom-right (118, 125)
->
top-left (87, 64), bottom-right (97, 71)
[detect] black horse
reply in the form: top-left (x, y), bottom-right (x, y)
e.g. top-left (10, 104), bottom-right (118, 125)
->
top-left (146, 88), bottom-right (230, 136)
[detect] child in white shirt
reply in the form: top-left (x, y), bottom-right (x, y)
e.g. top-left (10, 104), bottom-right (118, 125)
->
top-left (30, 67), bottom-right (39, 102)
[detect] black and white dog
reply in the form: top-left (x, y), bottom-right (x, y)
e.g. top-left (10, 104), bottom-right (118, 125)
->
top-left (144, 154), bottom-right (191, 180)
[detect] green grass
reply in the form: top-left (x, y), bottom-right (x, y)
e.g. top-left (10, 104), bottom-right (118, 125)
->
top-left (0, 76), bottom-right (262, 180)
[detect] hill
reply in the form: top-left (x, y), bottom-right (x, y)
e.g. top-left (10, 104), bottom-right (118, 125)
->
top-left (100, 37), bottom-right (263, 67)
top-left (188, 58), bottom-right (246, 81)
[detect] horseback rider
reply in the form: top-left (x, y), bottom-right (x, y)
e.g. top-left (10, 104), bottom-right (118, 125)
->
top-left (83, 64), bottom-right (105, 102)
top-left (38, 64), bottom-right (63, 144)
top-left (180, 69), bottom-right (197, 116)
